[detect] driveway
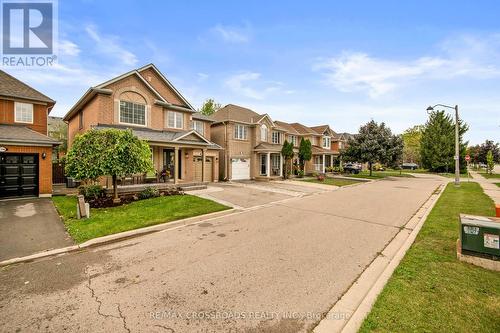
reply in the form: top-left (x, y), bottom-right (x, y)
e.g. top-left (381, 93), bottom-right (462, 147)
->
top-left (0, 176), bottom-right (444, 333)
top-left (0, 198), bottom-right (74, 261)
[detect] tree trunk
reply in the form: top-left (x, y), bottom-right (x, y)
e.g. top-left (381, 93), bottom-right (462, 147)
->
top-left (112, 175), bottom-right (120, 203)
top-left (369, 162), bottom-right (373, 176)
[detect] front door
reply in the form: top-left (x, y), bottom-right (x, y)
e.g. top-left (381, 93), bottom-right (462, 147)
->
top-left (260, 154), bottom-right (267, 176)
top-left (162, 149), bottom-right (175, 179)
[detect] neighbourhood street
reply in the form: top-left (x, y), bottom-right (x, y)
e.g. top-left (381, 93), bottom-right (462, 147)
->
top-left (0, 175), bottom-right (444, 333)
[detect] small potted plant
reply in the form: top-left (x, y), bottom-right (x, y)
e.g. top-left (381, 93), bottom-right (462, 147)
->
top-left (317, 173), bottom-right (325, 181)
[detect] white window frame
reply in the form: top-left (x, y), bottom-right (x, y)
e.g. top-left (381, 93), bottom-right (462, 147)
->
top-left (260, 124), bottom-right (268, 142)
top-left (289, 135), bottom-right (297, 146)
top-left (191, 120), bottom-right (204, 135)
top-left (234, 124), bottom-right (248, 140)
top-left (167, 111), bottom-right (184, 129)
top-left (272, 131), bottom-right (281, 144)
top-left (322, 136), bottom-right (331, 149)
top-left (14, 102), bottom-right (34, 124)
top-left (119, 100), bottom-right (147, 126)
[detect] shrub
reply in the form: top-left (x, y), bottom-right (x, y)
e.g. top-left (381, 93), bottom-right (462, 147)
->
top-left (78, 184), bottom-right (105, 200)
top-left (139, 186), bottom-right (160, 200)
top-left (297, 170), bottom-right (305, 178)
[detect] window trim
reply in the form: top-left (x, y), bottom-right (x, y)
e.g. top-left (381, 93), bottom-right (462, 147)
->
top-left (234, 124), bottom-right (248, 140)
top-left (322, 136), bottom-right (331, 149)
top-left (14, 102), bottom-right (34, 124)
top-left (260, 124), bottom-right (268, 142)
top-left (167, 111), bottom-right (184, 129)
top-left (288, 135), bottom-right (297, 146)
top-left (191, 120), bottom-right (204, 135)
top-left (271, 131), bottom-right (281, 144)
top-left (118, 100), bottom-right (147, 127)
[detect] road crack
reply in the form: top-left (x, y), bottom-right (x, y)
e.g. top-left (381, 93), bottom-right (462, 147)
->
top-left (85, 266), bottom-right (130, 332)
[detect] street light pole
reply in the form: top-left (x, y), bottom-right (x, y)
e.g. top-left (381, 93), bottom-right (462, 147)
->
top-left (426, 103), bottom-right (460, 186)
top-left (454, 105), bottom-right (460, 186)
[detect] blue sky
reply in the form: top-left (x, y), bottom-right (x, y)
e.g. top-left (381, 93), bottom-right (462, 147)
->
top-left (5, 0), bottom-right (500, 144)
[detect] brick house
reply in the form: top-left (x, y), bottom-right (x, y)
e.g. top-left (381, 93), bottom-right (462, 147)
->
top-left (210, 104), bottom-right (341, 180)
top-left (63, 64), bottom-right (221, 184)
top-left (0, 70), bottom-right (59, 199)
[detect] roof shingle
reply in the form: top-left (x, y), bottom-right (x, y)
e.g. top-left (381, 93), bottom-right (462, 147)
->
top-left (0, 70), bottom-right (54, 104)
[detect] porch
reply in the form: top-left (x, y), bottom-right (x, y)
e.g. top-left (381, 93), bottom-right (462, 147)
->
top-left (257, 152), bottom-right (283, 179)
top-left (311, 154), bottom-right (337, 173)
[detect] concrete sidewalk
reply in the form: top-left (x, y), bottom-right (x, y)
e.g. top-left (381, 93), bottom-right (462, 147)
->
top-left (470, 171), bottom-right (500, 204)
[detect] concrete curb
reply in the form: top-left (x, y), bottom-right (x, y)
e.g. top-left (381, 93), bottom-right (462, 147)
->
top-left (0, 208), bottom-right (236, 267)
top-left (313, 182), bottom-right (446, 333)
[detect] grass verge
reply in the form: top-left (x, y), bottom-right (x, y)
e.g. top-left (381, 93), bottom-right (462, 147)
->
top-left (53, 195), bottom-right (230, 243)
top-left (301, 178), bottom-right (363, 187)
top-left (360, 182), bottom-right (500, 332)
top-left (480, 172), bottom-right (500, 179)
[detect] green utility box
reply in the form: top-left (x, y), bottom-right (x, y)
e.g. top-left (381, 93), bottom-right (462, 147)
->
top-left (460, 214), bottom-right (500, 257)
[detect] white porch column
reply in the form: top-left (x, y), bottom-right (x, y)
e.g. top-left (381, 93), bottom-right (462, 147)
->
top-left (280, 153), bottom-right (283, 177)
top-left (174, 147), bottom-right (179, 184)
top-left (201, 149), bottom-right (206, 182)
top-left (266, 152), bottom-right (271, 177)
top-left (322, 154), bottom-right (326, 173)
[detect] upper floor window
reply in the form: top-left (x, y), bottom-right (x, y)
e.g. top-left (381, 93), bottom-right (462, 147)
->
top-left (234, 124), bottom-right (248, 140)
top-left (15, 102), bottom-right (33, 123)
top-left (167, 111), bottom-right (184, 129)
top-left (288, 135), bottom-right (297, 146)
top-left (191, 120), bottom-right (204, 135)
top-left (272, 131), bottom-right (281, 144)
top-left (322, 136), bottom-right (331, 149)
top-left (120, 101), bottom-right (146, 126)
top-left (260, 124), bottom-right (268, 142)
top-left (339, 141), bottom-right (344, 149)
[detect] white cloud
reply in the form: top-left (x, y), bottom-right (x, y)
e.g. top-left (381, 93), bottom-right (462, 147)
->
top-left (58, 40), bottom-right (80, 56)
top-left (85, 24), bottom-right (138, 65)
top-left (197, 72), bottom-right (209, 82)
top-left (314, 34), bottom-right (500, 98)
top-left (210, 23), bottom-right (251, 43)
top-left (223, 72), bottom-right (291, 100)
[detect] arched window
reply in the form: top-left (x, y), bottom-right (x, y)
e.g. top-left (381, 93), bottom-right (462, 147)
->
top-left (261, 124), bottom-right (268, 142)
top-left (119, 91), bottom-right (147, 126)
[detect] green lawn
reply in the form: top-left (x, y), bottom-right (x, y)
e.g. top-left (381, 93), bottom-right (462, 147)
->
top-left (301, 177), bottom-right (363, 187)
top-left (360, 182), bottom-right (500, 333)
top-left (52, 195), bottom-right (230, 243)
top-left (345, 170), bottom-right (415, 179)
top-left (480, 172), bottom-right (500, 179)
top-left (495, 183), bottom-right (500, 187)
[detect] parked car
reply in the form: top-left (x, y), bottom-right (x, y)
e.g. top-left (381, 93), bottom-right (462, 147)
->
top-left (402, 162), bottom-right (419, 170)
top-left (343, 163), bottom-right (362, 174)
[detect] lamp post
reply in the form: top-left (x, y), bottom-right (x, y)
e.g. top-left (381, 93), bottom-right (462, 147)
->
top-left (426, 104), bottom-right (460, 186)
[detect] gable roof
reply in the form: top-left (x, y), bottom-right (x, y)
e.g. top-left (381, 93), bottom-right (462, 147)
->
top-left (290, 122), bottom-right (319, 135)
top-left (0, 70), bottom-right (55, 105)
top-left (191, 112), bottom-right (215, 122)
top-left (211, 104), bottom-right (263, 124)
top-left (63, 64), bottom-right (194, 121)
top-left (273, 121), bottom-right (300, 135)
top-left (310, 125), bottom-right (329, 135)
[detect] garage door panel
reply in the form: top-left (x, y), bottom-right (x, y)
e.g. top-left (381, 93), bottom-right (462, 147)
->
top-left (231, 158), bottom-right (250, 180)
top-left (0, 153), bottom-right (38, 199)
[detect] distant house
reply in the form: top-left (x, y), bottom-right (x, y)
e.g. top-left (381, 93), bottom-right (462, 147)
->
top-left (0, 70), bottom-right (59, 199)
top-left (210, 104), bottom-right (341, 180)
top-left (47, 116), bottom-right (67, 160)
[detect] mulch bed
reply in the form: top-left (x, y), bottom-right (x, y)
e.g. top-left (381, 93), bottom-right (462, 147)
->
top-left (86, 188), bottom-right (184, 208)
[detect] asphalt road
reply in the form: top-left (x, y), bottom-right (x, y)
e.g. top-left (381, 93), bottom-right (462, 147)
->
top-left (0, 175), bottom-right (443, 333)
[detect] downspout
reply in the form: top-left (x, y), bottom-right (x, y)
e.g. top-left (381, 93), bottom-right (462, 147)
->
top-left (224, 121), bottom-right (228, 181)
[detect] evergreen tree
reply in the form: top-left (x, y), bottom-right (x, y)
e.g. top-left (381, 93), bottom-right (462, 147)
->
top-left (420, 110), bottom-right (468, 173)
top-left (281, 140), bottom-right (294, 179)
top-left (298, 138), bottom-right (312, 172)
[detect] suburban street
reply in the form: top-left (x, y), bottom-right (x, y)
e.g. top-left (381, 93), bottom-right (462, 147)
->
top-left (0, 175), bottom-right (444, 333)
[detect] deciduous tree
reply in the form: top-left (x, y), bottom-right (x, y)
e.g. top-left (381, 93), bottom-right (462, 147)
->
top-left (65, 129), bottom-right (154, 201)
top-left (343, 120), bottom-right (403, 176)
top-left (199, 98), bottom-right (221, 116)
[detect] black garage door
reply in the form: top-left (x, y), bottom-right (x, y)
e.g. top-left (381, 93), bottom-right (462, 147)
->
top-left (0, 153), bottom-right (38, 198)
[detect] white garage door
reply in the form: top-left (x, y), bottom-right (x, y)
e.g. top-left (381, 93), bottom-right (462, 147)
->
top-left (231, 158), bottom-right (250, 180)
